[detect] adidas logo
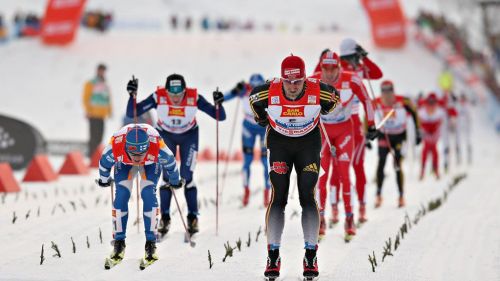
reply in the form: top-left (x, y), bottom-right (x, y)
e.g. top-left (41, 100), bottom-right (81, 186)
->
top-left (303, 163), bottom-right (319, 173)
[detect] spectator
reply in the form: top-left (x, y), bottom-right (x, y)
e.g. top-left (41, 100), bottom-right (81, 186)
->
top-left (0, 14), bottom-right (7, 42)
top-left (82, 64), bottom-right (112, 157)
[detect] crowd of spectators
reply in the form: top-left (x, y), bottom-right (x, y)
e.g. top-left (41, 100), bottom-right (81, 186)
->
top-left (416, 10), bottom-right (500, 101)
top-left (81, 10), bottom-right (113, 32)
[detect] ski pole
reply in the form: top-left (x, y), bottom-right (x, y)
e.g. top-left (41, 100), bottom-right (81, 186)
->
top-left (220, 97), bottom-right (241, 204)
top-left (215, 87), bottom-right (220, 236)
top-left (171, 187), bottom-right (196, 247)
top-left (131, 75), bottom-right (141, 233)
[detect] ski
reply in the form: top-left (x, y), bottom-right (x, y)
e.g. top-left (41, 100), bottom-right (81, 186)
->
top-left (139, 257), bottom-right (158, 270)
top-left (104, 256), bottom-right (123, 270)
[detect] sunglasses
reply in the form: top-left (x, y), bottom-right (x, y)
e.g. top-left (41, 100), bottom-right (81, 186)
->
top-left (129, 151), bottom-right (146, 157)
top-left (283, 78), bottom-right (305, 85)
top-left (381, 87), bottom-right (393, 93)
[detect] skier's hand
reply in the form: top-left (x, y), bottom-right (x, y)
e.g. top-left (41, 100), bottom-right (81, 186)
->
top-left (213, 89), bottom-right (224, 105)
top-left (161, 178), bottom-right (185, 190)
top-left (366, 126), bottom-right (378, 141)
top-left (365, 138), bottom-right (373, 150)
top-left (127, 77), bottom-right (138, 97)
top-left (95, 177), bottom-right (113, 188)
top-left (416, 130), bottom-right (422, 145)
top-left (255, 116), bottom-right (269, 127)
top-left (235, 81), bottom-right (245, 92)
top-left (355, 44), bottom-right (368, 58)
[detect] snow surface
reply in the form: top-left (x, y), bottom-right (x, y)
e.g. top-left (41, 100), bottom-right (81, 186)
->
top-left (1, 0), bottom-right (499, 280)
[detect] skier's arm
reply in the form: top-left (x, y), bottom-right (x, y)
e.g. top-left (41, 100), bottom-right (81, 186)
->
top-left (126, 93), bottom-right (158, 118)
top-left (223, 82), bottom-right (247, 102)
top-left (158, 140), bottom-right (180, 185)
top-left (98, 142), bottom-right (115, 181)
top-left (403, 97), bottom-right (420, 128)
top-left (351, 76), bottom-right (375, 127)
top-left (319, 82), bottom-right (340, 114)
top-left (249, 83), bottom-right (270, 126)
top-left (197, 94), bottom-right (227, 121)
top-left (361, 57), bottom-right (383, 79)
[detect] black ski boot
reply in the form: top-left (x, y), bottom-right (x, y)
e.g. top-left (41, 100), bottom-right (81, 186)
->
top-left (303, 246), bottom-right (319, 279)
top-left (111, 240), bottom-right (126, 260)
top-left (158, 214), bottom-right (171, 236)
top-left (264, 246), bottom-right (281, 280)
top-left (187, 213), bottom-right (199, 235)
top-left (144, 240), bottom-right (158, 261)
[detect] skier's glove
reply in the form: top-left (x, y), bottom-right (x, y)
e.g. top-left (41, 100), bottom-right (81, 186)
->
top-left (161, 178), bottom-right (186, 190)
top-left (255, 116), bottom-right (269, 127)
top-left (235, 81), bottom-right (245, 92)
top-left (213, 90), bottom-right (224, 105)
top-left (416, 130), bottom-right (422, 145)
top-left (366, 126), bottom-right (378, 141)
top-left (127, 77), bottom-right (138, 96)
top-left (365, 138), bottom-right (373, 150)
top-left (355, 44), bottom-right (368, 58)
top-left (95, 177), bottom-right (113, 188)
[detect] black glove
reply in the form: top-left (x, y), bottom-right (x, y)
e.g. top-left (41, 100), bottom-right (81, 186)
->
top-left (416, 130), bottom-right (422, 145)
top-left (366, 126), bottom-right (378, 141)
top-left (255, 116), bottom-right (269, 127)
top-left (127, 77), bottom-right (138, 96)
top-left (95, 177), bottom-right (113, 188)
top-left (355, 44), bottom-right (368, 58)
top-left (365, 138), bottom-right (372, 150)
top-left (213, 89), bottom-right (224, 105)
top-left (161, 178), bottom-right (186, 190)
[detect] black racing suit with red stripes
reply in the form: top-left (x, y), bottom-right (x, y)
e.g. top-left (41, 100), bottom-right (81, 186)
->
top-left (249, 80), bottom-right (338, 249)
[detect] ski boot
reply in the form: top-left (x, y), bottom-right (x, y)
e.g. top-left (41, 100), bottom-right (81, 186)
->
top-left (158, 214), bottom-right (171, 237)
top-left (375, 195), bottom-right (383, 208)
top-left (104, 239), bottom-right (125, 269)
top-left (329, 203), bottom-right (339, 227)
top-left (242, 187), bottom-right (250, 207)
top-left (187, 213), bottom-right (199, 235)
top-left (303, 246), bottom-right (319, 280)
top-left (344, 213), bottom-right (356, 242)
top-left (263, 188), bottom-right (270, 208)
top-left (264, 246), bottom-right (281, 280)
top-left (398, 196), bottom-right (405, 208)
top-left (112, 239), bottom-right (125, 257)
top-left (144, 240), bottom-right (158, 261)
top-left (358, 203), bottom-right (367, 224)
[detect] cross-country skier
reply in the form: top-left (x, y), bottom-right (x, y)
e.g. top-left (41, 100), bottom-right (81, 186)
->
top-left (310, 51), bottom-right (377, 241)
top-left (338, 38), bottom-right (383, 217)
top-left (125, 74), bottom-right (226, 238)
top-left (250, 54), bottom-right (339, 280)
top-left (418, 93), bottom-right (446, 180)
top-left (97, 124), bottom-right (184, 267)
top-left (224, 74), bottom-right (270, 207)
top-left (373, 80), bottom-right (421, 208)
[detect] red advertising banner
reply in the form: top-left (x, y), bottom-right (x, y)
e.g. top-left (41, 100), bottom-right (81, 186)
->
top-left (361, 0), bottom-right (407, 48)
top-left (41, 0), bottom-right (86, 45)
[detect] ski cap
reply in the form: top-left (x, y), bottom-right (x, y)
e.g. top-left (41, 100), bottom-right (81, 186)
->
top-left (427, 92), bottom-right (438, 104)
top-left (320, 51), bottom-right (340, 68)
top-left (249, 73), bottom-right (265, 87)
top-left (281, 55), bottom-right (305, 80)
top-left (166, 73), bottom-right (186, 94)
top-left (380, 80), bottom-right (394, 92)
top-left (340, 38), bottom-right (358, 57)
top-left (125, 126), bottom-right (150, 155)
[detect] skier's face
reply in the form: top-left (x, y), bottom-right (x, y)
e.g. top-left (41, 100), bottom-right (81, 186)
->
top-left (282, 78), bottom-right (305, 98)
top-left (128, 152), bottom-right (147, 165)
top-left (321, 65), bottom-right (340, 85)
top-left (168, 90), bottom-right (185, 105)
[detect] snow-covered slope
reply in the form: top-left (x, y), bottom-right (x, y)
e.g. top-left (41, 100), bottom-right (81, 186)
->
top-left (1, 0), bottom-right (499, 280)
